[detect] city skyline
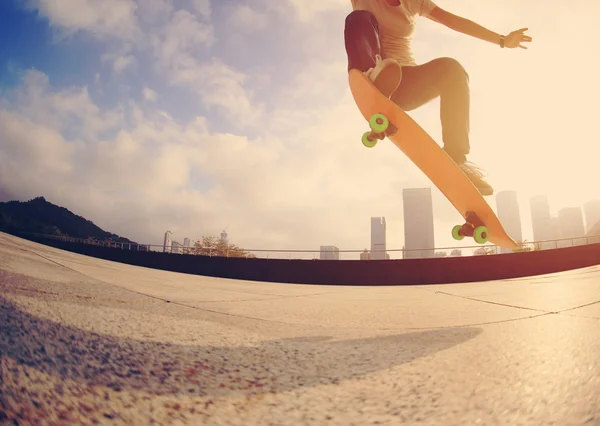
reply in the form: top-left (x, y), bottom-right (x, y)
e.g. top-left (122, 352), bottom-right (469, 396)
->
top-left (155, 190), bottom-right (599, 260)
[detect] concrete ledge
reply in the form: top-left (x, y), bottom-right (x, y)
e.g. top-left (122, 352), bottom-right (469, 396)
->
top-left (10, 232), bottom-right (600, 285)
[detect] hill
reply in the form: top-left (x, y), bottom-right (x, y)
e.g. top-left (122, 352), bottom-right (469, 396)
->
top-left (0, 197), bottom-right (135, 243)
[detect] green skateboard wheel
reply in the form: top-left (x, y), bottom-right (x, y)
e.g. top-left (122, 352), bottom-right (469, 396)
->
top-left (473, 226), bottom-right (489, 244)
top-left (369, 113), bottom-right (389, 134)
top-left (452, 225), bottom-right (464, 241)
top-left (362, 132), bottom-right (377, 148)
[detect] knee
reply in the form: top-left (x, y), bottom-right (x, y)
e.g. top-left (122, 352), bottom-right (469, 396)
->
top-left (436, 57), bottom-right (469, 83)
top-left (345, 10), bottom-right (377, 30)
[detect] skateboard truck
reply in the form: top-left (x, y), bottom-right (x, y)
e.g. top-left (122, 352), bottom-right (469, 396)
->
top-left (362, 113), bottom-right (398, 148)
top-left (452, 211), bottom-right (490, 244)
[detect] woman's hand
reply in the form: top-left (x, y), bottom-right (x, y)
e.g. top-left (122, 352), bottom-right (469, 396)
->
top-left (505, 28), bottom-right (532, 49)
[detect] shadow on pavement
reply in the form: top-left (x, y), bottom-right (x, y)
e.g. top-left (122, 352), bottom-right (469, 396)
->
top-left (0, 296), bottom-right (481, 398)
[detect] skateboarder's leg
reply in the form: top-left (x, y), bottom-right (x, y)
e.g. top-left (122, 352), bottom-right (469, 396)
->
top-left (391, 57), bottom-right (493, 195)
top-left (391, 57), bottom-right (470, 163)
top-left (344, 11), bottom-right (402, 98)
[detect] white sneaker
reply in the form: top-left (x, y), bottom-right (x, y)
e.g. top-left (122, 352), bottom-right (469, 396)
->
top-left (458, 161), bottom-right (494, 196)
top-left (364, 54), bottom-right (402, 98)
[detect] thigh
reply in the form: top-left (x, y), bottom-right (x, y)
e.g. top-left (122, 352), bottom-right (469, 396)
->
top-left (391, 57), bottom-right (464, 111)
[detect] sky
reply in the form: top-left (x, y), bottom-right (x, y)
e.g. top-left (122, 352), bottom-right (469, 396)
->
top-left (1, 0), bottom-right (600, 259)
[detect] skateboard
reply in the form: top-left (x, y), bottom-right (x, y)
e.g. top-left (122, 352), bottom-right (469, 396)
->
top-left (348, 69), bottom-right (519, 249)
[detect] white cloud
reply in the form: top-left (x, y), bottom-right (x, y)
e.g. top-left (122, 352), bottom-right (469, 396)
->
top-left (190, 0), bottom-right (211, 18)
top-left (152, 9), bottom-right (214, 68)
top-left (142, 88), bottom-right (158, 102)
top-left (262, 0), bottom-right (349, 22)
top-left (101, 44), bottom-right (137, 73)
top-left (228, 4), bottom-right (269, 32)
top-left (28, 0), bottom-right (141, 41)
top-left (9, 70), bottom-right (122, 141)
top-left (170, 58), bottom-right (262, 128)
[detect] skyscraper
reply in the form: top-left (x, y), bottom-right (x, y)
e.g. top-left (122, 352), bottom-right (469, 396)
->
top-left (496, 191), bottom-right (522, 253)
top-left (584, 199), bottom-right (600, 233)
top-left (530, 195), bottom-right (551, 240)
top-left (163, 230), bottom-right (172, 253)
top-left (558, 207), bottom-right (585, 245)
top-left (370, 217), bottom-right (387, 260)
top-left (402, 188), bottom-right (434, 259)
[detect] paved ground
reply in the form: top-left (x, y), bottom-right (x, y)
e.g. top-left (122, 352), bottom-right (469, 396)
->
top-left (1, 232), bottom-right (599, 425)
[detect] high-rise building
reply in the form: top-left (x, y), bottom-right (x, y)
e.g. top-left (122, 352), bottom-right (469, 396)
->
top-left (163, 230), bottom-right (172, 253)
top-left (220, 230), bottom-right (228, 243)
top-left (496, 191), bottom-right (523, 253)
top-left (450, 249), bottom-right (462, 257)
top-left (182, 238), bottom-right (191, 254)
top-left (584, 200), bottom-right (600, 233)
top-left (370, 217), bottom-right (387, 260)
top-left (530, 195), bottom-right (551, 240)
top-left (320, 245), bottom-right (339, 260)
top-left (403, 188), bottom-right (434, 259)
top-left (558, 207), bottom-right (585, 246)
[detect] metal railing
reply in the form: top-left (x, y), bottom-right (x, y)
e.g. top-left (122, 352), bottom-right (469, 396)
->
top-left (12, 231), bottom-right (600, 261)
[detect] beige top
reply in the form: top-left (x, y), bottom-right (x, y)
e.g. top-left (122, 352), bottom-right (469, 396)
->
top-left (351, 0), bottom-right (438, 66)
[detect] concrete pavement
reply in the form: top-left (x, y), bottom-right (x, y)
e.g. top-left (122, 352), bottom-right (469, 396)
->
top-left (1, 232), bottom-right (599, 425)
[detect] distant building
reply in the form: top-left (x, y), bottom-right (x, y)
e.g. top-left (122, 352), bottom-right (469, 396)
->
top-left (183, 237), bottom-right (191, 248)
top-left (450, 249), bottom-right (462, 257)
top-left (558, 207), bottom-right (586, 246)
top-left (585, 220), bottom-right (600, 244)
top-left (496, 191), bottom-right (522, 253)
top-left (529, 195), bottom-right (561, 250)
top-left (163, 230), bottom-right (172, 253)
top-left (403, 188), bottom-right (435, 259)
top-left (360, 249), bottom-right (371, 260)
top-left (530, 195), bottom-right (550, 239)
top-left (584, 200), bottom-right (600, 233)
top-left (320, 245), bottom-right (339, 260)
top-left (434, 251), bottom-right (447, 257)
top-left (370, 217), bottom-right (387, 260)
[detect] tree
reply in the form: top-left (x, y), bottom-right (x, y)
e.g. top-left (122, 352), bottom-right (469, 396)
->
top-left (512, 240), bottom-right (540, 253)
top-left (190, 236), bottom-right (256, 258)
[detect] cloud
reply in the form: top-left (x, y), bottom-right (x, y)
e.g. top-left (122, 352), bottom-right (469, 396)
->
top-left (7, 70), bottom-right (122, 141)
top-left (142, 88), bottom-right (158, 102)
top-left (274, 0), bottom-right (350, 22)
top-left (101, 44), bottom-right (137, 73)
top-left (0, 67), bottom-right (419, 253)
top-left (227, 4), bottom-right (269, 33)
top-left (190, 0), bottom-right (211, 18)
top-left (28, 0), bottom-right (141, 41)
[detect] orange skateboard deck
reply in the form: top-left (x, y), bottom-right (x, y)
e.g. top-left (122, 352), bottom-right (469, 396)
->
top-left (349, 69), bottom-right (518, 249)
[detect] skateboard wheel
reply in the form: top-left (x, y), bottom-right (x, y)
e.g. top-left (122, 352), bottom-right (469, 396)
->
top-left (473, 226), bottom-right (489, 244)
top-left (369, 113), bottom-right (389, 134)
top-left (452, 225), bottom-right (464, 241)
top-left (361, 132), bottom-right (377, 148)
